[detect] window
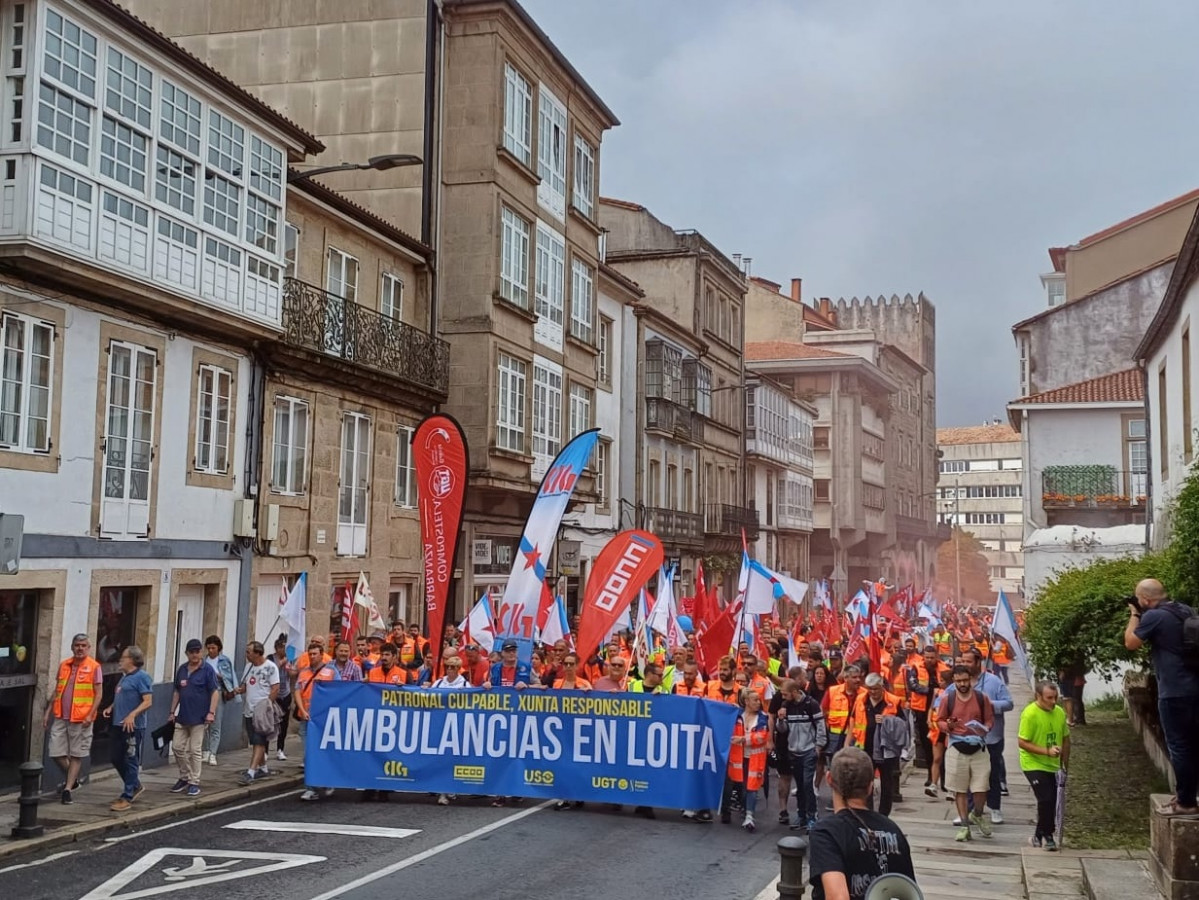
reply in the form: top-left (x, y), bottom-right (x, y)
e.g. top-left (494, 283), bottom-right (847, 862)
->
top-left (963, 485), bottom-right (1022, 499)
top-left (500, 207), bottom-right (530, 308)
top-left (1185, 326), bottom-right (1193, 463)
top-left (99, 116), bottom-right (147, 191)
top-left (502, 63), bottom-right (532, 165)
top-left (965, 512), bottom-right (1005, 525)
top-left (249, 136), bottom-right (283, 201)
top-left (1126, 417), bottom-right (1147, 498)
top-left (596, 439), bottom-right (610, 509)
top-left (207, 110), bottom-right (245, 177)
top-left (96, 587), bottom-right (139, 665)
top-left (101, 341), bottom-right (157, 538)
top-left (597, 316), bottom-right (613, 388)
top-left (271, 396), bottom-right (308, 494)
top-left (647, 459), bottom-right (661, 507)
top-left (155, 146), bottom-right (197, 215)
top-left (645, 340), bottom-right (682, 401)
top-left (863, 484), bottom-right (887, 510)
top-left (534, 222), bottom-right (565, 346)
top-left (532, 359), bottom-right (563, 461)
top-left (537, 84), bottom-right (568, 215)
top-left (815, 479), bottom-right (830, 502)
top-left (283, 224), bottom-right (299, 279)
top-left (325, 247), bottom-right (359, 354)
top-left (0, 313), bottom-right (54, 452)
top-left (939, 459), bottom-right (969, 474)
top-left (681, 358), bottom-right (712, 416)
top-left (813, 426), bottom-right (830, 450)
top-left (568, 383), bottom-right (592, 437)
top-left (684, 467), bottom-right (694, 511)
top-left (338, 412), bottom-right (371, 556)
top-left (245, 193), bottom-right (279, 253)
top-left (194, 364), bottom-right (231, 474)
top-left (570, 258), bottom-right (594, 343)
top-left (395, 425), bottom-right (416, 508)
top-left (1047, 278), bottom-right (1065, 307)
top-left (666, 463), bottom-right (678, 508)
top-left (496, 352), bottom-right (526, 453)
top-left (573, 135), bottom-right (594, 218)
top-left (160, 81), bottom-right (202, 157)
top-left (203, 171), bottom-right (240, 235)
top-left (989, 566), bottom-right (1006, 580)
top-left (37, 83), bottom-right (91, 165)
top-left (43, 9), bottom-right (97, 98)
top-left (381, 273), bottom-right (403, 321)
top-left (105, 47), bottom-right (152, 131)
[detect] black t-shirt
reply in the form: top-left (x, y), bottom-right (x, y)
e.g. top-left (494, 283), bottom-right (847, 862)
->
top-left (808, 808), bottom-right (915, 900)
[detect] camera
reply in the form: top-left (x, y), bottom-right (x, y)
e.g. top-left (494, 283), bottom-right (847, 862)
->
top-left (1122, 595), bottom-right (1140, 610)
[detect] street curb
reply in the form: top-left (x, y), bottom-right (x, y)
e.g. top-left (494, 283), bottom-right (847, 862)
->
top-left (0, 775), bottom-right (304, 863)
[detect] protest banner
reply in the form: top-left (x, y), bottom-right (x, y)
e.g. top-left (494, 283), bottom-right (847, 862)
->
top-left (306, 683), bottom-right (738, 808)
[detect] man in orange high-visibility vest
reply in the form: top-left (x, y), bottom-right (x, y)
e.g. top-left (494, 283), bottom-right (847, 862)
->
top-left (43, 634), bottom-right (103, 804)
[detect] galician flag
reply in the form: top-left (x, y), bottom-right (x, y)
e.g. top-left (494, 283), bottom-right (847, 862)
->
top-left (279, 573), bottom-right (307, 663)
top-left (993, 589), bottom-right (1032, 687)
top-left (459, 592), bottom-right (496, 653)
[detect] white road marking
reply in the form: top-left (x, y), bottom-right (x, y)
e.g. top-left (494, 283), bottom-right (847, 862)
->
top-left (303, 801), bottom-right (552, 900)
top-left (225, 820), bottom-right (420, 839)
top-left (99, 790), bottom-right (302, 848)
top-left (78, 847), bottom-right (325, 900)
top-left (0, 849), bottom-right (78, 874)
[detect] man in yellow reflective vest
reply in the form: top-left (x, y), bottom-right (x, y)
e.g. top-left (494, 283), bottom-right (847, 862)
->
top-left (43, 633), bottom-right (103, 804)
top-left (822, 664), bottom-right (864, 756)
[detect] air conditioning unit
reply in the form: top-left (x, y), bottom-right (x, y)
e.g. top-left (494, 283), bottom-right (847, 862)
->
top-left (233, 499), bottom-right (255, 537)
top-left (259, 504), bottom-right (280, 541)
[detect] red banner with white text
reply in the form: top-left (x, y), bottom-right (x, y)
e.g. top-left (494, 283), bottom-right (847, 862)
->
top-left (576, 530), bottom-right (664, 662)
top-left (414, 414), bottom-right (469, 675)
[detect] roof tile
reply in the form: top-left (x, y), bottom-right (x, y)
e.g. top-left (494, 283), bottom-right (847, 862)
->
top-left (937, 424), bottom-right (1020, 445)
top-left (745, 341), bottom-right (852, 361)
top-left (1014, 368), bottom-right (1143, 405)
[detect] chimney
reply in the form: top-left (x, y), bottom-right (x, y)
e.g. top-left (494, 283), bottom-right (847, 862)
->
top-left (818, 297), bottom-right (837, 326)
top-left (790, 278), bottom-right (802, 303)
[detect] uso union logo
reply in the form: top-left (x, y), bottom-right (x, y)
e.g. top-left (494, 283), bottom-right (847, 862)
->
top-left (430, 465), bottom-right (455, 499)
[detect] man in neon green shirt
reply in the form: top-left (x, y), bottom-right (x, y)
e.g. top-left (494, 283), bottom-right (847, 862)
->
top-left (1018, 681), bottom-right (1071, 850)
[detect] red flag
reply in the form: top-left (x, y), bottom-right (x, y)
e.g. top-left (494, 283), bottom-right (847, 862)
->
top-left (414, 413), bottom-right (469, 676)
top-left (693, 559), bottom-right (712, 630)
top-left (340, 581), bottom-right (356, 644)
top-left (536, 579), bottom-right (556, 637)
top-left (843, 615), bottom-right (866, 665)
top-left (577, 530), bottom-right (663, 661)
top-left (696, 599), bottom-right (738, 678)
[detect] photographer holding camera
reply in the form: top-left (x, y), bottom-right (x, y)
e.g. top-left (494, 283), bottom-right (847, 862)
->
top-left (1124, 578), bottom-right (1199, 816)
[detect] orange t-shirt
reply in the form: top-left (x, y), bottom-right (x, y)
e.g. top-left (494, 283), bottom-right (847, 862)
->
top-left (367, 665), bottom-right (409, 685)
top-left (552, 678), bottom-right (593, 690)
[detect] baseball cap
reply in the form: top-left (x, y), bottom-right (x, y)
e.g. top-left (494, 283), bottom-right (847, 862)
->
top-left (501, 640), bottom-right (518, 651)
top-left (185, 639), bottom-right (203, 652)
top-left (368, 631), bottom-right (385, 641)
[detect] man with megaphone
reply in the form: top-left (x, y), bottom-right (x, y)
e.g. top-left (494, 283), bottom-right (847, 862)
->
top-left (808, 747), bottom-right (918, 900)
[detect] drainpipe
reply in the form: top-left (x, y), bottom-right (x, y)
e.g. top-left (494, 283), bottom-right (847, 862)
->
top-left (1140, 360), bottom-right (1153, 551)
top-left (423, 0), bottom-right (444, 343)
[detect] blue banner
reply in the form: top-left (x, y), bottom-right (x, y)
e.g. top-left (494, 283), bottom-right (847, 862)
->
top-left (306, 683), bottom-right (739, 809)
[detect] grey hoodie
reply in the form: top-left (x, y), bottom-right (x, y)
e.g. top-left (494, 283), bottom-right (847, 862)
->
top-left (776, 693), bottom-right (828, 755)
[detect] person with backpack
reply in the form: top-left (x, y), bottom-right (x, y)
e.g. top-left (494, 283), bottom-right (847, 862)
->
top-left (937, 665), bottom-right (994, 842)
top-left (1125, 578), bottom-right (1199, 816)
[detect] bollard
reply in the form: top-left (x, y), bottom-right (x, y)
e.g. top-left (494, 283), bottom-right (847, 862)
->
top-left (11, 761), bottom-right (45, 839)
top-left (777, 834), bottom-right (808, 900)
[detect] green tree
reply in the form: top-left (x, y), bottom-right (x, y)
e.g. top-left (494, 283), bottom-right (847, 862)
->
top-left (1023, 553), bottom-right (1167, 679)
top-left (1164, 457), bottom-right (1199, 602)
top-left (935, 527), bottom-right (993, 605)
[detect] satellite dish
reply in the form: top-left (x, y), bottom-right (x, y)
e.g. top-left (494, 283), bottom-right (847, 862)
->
top-left (865, 874), bottom-right (925, 900)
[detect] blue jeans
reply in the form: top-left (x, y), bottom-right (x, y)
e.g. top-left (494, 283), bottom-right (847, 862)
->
top-left (1159, 696), bottom-right (1199, 808)
top-left (109, 727), bottom-right (144, 800)
top-left (788, 749), bottom-right (817, 824)
top-left (987, 739), bottom-right (1006, 810)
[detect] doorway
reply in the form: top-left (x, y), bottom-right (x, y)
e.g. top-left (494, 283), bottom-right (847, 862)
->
top-left (0, 590), bottom-right (38, 791)
top-left (173, 585), bottom-right (205, 671)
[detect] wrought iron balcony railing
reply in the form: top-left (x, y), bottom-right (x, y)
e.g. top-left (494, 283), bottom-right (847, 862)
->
top-left (645, 396), bottom-right (702, 443)
top-left (643, 507), bottom-right (705, 547)
top-left (1041, 465), bottom-right (1147, 508)
top-left (705, 503), bottom-right (761, 540)
top-left (282, 278), bottom-right (450, 397)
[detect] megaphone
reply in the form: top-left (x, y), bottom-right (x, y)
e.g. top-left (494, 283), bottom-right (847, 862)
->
top-left (866, 873), bottom-right (925, 900)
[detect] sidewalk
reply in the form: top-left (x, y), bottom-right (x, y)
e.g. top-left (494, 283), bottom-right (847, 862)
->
top-left (893, 675), bottom-right (1150, 900)
top-left (0, 750), bottom-right (305, 862)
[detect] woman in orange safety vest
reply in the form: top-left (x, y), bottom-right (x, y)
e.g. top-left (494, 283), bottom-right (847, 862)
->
top-left (722, 688), bottom-right (770, 832)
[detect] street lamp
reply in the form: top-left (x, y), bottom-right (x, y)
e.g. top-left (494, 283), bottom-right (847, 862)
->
top-left (287, 154), bottom-right (423, 185)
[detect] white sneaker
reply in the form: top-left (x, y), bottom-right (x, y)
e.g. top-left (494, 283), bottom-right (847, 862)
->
top-left (209, 753), bottom-right (218, 766)
top-left (952, 815), bottom-right (963, 826)
top-left (276, 750), bottom-right (288, 761)
top-left (437, 793), bottom-right (450, 806)
top-left (990, 809), bottom-right (1004, 824)
top-left (320, 788), bottom-right (334, 798)
top-left (742, 811), bottom-right (756, 832)
top-left (300, 789), bottom-right (321, 801)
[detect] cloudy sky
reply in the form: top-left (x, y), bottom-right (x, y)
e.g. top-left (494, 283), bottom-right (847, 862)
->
top-left (521, 0), bottom-right (1199, 426)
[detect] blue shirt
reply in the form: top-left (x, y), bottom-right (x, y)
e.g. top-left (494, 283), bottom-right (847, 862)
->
top-left (173, 661), bottom-right (219, 726)
top-left (113, 669), bottom-right (153, 729)
top-left (974, 671), bottom-right (1013, 745)
top-left (1136, 602), bottom-right (1199, 700)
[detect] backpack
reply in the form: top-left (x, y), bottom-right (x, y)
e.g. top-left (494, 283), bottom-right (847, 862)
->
top-left (1164, 603), bottom-right (1199, 670)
